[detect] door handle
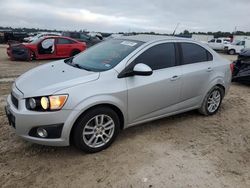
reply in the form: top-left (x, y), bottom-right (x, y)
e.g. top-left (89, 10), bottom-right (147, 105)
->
top-left (170, 75), bottom-right (180, 81)
top-left (207, 67), bottom-right (213, 72)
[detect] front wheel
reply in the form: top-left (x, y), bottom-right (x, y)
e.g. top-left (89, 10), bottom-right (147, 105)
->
top-left (199, 86), bottom-right (224, 116)
top-left (27, 50), bottom-right (35, 61)
top-left (73, 106), bottom-right (120, 153)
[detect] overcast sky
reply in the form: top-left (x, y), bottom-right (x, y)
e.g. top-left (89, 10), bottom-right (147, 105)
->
top-left (0, 0), bottom-right (249, 33)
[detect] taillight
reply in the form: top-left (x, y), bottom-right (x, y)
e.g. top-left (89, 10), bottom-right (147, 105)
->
top-left (230, 63), bottom-right (234, 73)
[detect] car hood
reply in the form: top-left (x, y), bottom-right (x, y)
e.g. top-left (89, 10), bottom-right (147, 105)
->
top-left (15, 60), bottom-right (100, 98)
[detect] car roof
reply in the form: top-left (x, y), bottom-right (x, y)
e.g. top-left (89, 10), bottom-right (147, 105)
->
top-left (42, 36), bottom-right (78, 41)
top-left (118, 34), bottom-right (191, 43)
top-left (30, 36), bottom-right (79, 44)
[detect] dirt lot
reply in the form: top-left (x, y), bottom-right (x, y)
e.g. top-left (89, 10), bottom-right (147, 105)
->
top-left (0, 45), bottom-right (249, 188)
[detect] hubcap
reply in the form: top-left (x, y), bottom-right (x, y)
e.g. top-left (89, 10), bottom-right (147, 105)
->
top-left (207, 90), bottom-right (221, 113)
top-left (82, 114), bottom-right (115, 148)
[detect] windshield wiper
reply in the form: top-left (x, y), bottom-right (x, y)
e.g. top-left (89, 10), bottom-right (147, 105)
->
top-left (72, 63), bottom-right (82, 68)
top-left (64, 58), bottom-right (92, 71)
top-left (64, 57), bottom-right (73, 64)
top-left (72, 63), bottom-right (92, 71)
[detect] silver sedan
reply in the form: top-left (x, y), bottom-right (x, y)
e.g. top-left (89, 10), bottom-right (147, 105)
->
top-left (5, 35), bottom-right (233, 153)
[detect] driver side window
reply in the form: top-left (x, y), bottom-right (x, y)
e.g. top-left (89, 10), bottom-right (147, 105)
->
top-left (133, 43), bottom-right (176, 70)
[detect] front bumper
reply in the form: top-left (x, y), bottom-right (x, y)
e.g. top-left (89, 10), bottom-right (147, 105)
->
top-left (5, 94), bottom-right (76, 146)
top-left (7, 46), bottom-right (30, 61)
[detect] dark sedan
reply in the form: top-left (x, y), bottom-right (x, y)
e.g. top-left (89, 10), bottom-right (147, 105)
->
top-left (232, 49), bottom-right (250, 84)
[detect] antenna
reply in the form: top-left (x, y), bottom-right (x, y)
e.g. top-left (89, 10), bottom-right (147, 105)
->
top-left (173, 23), bottom-right (180, 36)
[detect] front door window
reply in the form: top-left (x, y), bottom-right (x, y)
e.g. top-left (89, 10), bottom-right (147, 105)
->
top-left (38, 38), bottom-right (55, 54)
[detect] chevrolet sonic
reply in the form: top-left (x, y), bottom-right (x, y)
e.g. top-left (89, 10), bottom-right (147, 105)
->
top-left (5, 35), bottom-right (233, 153)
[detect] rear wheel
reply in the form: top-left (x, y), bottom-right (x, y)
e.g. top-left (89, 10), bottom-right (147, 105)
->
top-left (198, 86), bottom-right (224, 116)
top-left (73, 106), bottom-right (120, 153)
top-left (228, 49), bottom-right (235, 55)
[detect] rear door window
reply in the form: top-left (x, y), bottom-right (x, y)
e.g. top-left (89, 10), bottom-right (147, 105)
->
top-left (180, 43), bottom-right (212, 64)
top-left (57, 38), bottom-right (75, 44)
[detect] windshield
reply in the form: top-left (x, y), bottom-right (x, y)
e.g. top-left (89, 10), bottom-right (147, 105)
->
top-left (29, 37), bottom-right (43, 44)
top-left (70, 39), bottom-right (143, 72)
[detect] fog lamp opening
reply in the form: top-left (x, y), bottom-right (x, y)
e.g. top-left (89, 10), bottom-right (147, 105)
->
top-left (37, 128), bottom-right (48, 138)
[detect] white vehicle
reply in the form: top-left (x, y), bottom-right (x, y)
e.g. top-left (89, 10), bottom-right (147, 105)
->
top-left (225, 39), bottom-right (250, 55)
top-left (24, 32), bottom-right (61, 43)
top-left (88, 32), bottom-right (103, 40)
top-left (232, 35), bottom-right (250, 43)
top-left (23, 33), bottom-right (39, 42)
top-left (105, 34), bottom-right (124, 40)
top-left (192, 34), bottom-right (214, 43)
top-left (208, 38), bottom-right (231, 50)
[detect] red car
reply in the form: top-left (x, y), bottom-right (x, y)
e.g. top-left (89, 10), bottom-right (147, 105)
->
top-left (7, 36), bottom-right (86, 61)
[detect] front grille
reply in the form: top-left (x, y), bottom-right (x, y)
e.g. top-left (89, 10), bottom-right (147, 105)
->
top-left (11, 92), bottom-right (19, 109)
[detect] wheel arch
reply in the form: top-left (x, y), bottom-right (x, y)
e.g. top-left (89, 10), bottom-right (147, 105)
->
top-left (201, 77), bottom-right (227, 104)
top-left (228, 48), bottom-right (236, 54)
top-left (69, 103), bottom-right (125, 145)
top-left (215, 84), bottom-right (225, 97)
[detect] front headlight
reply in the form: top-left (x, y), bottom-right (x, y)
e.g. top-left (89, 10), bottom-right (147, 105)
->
top-left (26, 95), bottom-right (68, 111)
top-left (28, 98), bottom-right (37, 109)
top-left (41, 97), bottom-right (49, 110)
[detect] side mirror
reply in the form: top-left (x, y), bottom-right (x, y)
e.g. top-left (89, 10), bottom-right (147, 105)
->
top-left (133, 63), bottom-right (153, 76)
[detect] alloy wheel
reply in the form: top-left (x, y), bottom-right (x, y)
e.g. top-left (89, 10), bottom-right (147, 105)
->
top-left (207, 90), bottom-right (221, 113)
top-left (82, 114), bottom-right (115, 148)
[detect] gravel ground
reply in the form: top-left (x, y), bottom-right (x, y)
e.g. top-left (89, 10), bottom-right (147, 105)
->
top-left (0, 44), bottom-right (249, 188)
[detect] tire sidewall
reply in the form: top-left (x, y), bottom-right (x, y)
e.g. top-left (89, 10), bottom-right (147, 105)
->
top-left (73, 107), bottom-right (120, 153)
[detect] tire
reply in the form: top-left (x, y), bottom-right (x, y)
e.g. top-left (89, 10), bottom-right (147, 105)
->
top-left (71, 50), bottom-right (80, 57)
top-left (73, 106), bottom-right (120, 153)
top-left (198, 86), bottom-right (224, 116)
top-left (27, 50), bottom-right (35, 61)
top-left (228, 49), bottom-right (235, 55)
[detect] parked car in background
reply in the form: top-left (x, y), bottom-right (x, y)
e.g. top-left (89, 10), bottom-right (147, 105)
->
top-left (1, 31), bottom-right (28, 43)
top-left (7, 36), bottom-right (86, 61)
top-left (224, 39), bottom-right (250, 55)
top-left (104, 33), bottom-right (124, 40)
top-left (23, 32), bottom-right (39, 42)
top-left (88, 32), bottom-right (103, 40)
top-left (208, 38), bottom-right (231, 50)
top-left (62, 31), bottom-right (102, 47)
top-left (192, 34), bottom-right (214, 43)
top-left (5, 35), bottom-right (233, 153)
top-left (23, 32), bottom-right (61, 43)
top-left (0, 30), bottom-right (5, 43)
top-left (232, 48), bottom-right (250, 84)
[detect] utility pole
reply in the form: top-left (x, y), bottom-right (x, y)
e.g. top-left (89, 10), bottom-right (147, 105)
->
top-left (234, 26), bottom-right (237, 34)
